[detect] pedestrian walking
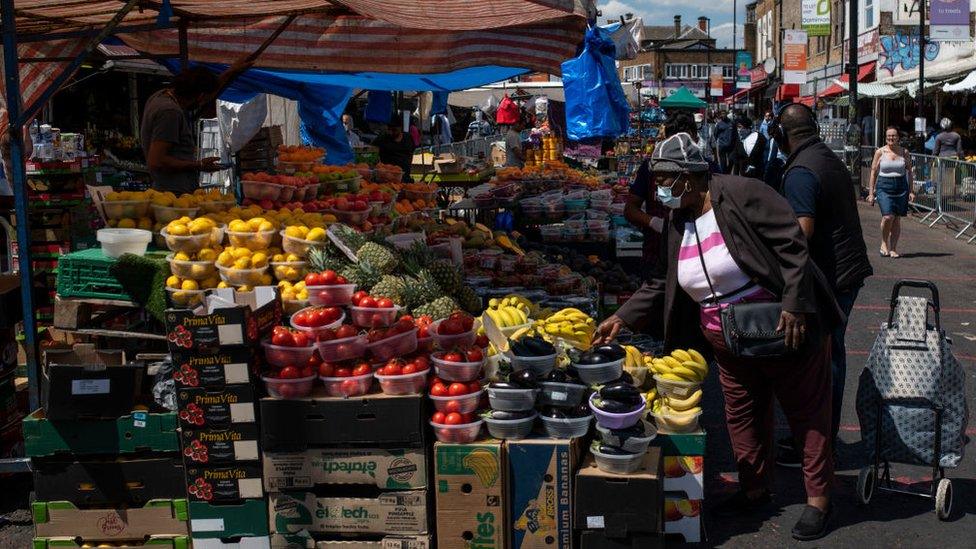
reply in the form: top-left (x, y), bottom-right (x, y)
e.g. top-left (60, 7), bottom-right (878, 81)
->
top-left (730, 117), bottom-right (767, 179)
top-left (868, 126), bottom-right (915, 258)
top-left (714, 110), bottom-right (736, 174)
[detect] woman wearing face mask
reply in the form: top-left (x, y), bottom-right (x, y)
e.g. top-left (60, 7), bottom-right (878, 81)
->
top-left (594, 133), bottom-right (843, 542)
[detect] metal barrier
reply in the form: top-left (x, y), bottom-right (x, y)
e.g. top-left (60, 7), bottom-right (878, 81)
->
top-left (425, 134), bottom-right (501, 161)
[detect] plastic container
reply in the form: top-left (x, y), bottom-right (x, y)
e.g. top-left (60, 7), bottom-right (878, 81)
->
top-left (499, 321), bottom-right (533, 338)
top-left (262, 375), bottom-right (316, 399)
top-left (572, 358), bottom-right (624, 384)
top-left (375, 370), bottom-right (428, 395)
top-left (429, 319), bottom-right (478, 349)
top-left (261, 339), bottom-right (317, 368)
top-left (591, 447), bottom-right (644, 474)
top-left (161, 225), bottom-right (224, 254)
top-left (651, 409), bottom-right (702, 433)
top-left (653, 374), bottom-right (702, 399)
top-left (315, 334), bottom-right (367, 362)
top-left (596, 420), bottom-right (657, 454)
top-left (307, 284), bottom-right (357, 307)
top-left (226, 229), bottom-right (276, 251)
top-left (282, 298), bottom-right (309, 316)
top-left (320, 372), bottom-right (373, 397)
top-left (487, 386), bottom-right (539, 412)
top-left (289, 308), bottom-right (345, 334)
top-left (198, 198), bottom-right (236, 214)
top-left (271, 261), bottom-right (307, 282)
top-left (365, 328), bottom-right (418, 362)
top-left (97, 228), bottom-right (152, 258)
top-left (538, 381), bottom-right (588, 407)
top-left (416, 336), bottom-right (434, 353)
top-left (330, 208), bottom-right (370, 225)
top-left (386, 232), bottom-right (426, 250)
top-left (241, 180), bottom-right (284, 201)
top-left (510, 353), bottom-right (557, 377)
top-left (429, 389), bottom-right (483, 414)
top-left (431, 420), bottom-right (483, 443)
top-left (484, 413), bottom-right (537, 440)
top-left (217, 264), bottom-right (269, 287)
top-left (431, 353), bottom-right (484, 382)
top-left (166, 287), bottom-right (206, 308)
top-left (539, 414), bottom-right (592, 438)
top-left (167, 254), bottom-right (217, 280)
top-left (349, 305), bottom-right (400, 328)
top-left (152, 204), bottom-right (199, 223)
top-left (103, 200), bottom-right (150, 220)
top-left (589, 393), bottom-right (646, 430)
top-left (280, 231), bottom-right (327, 256)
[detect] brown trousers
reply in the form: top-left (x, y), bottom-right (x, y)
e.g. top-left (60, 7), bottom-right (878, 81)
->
top-left (704, 329), bottom-right (834, 497)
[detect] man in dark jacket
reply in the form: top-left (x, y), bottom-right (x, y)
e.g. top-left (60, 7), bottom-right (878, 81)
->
top-left (730, 116), bottom-right (767, 179)
top-left (714, 110), bottom-right (737, 174)
top-left (772, 103), bottom-right (873, 466)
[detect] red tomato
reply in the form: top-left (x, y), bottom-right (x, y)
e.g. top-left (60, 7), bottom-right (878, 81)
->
top-left (340, 379), bottom-right (363, 396)
top-left (300, 366), bottom-right (314, 377)
top-left (279, 365), bottom-right (301, 379)
top-left (322, 270), bottom-right (338, 284)
top-left (475, 334), bottom-right (489, 348)
top-left (334, 367), bottom-right (352, 377)
top-left (412, 356), bottom-right (429, 370)
top-left (432, 411), bottom-right (446, 424)
top-left (351, 362), bottom-right (371, 376)
top-left (359, 296), bottom-right (377, 309)
top-left (318, 362), bottom-right (335, 377)
top-left (467, 381), bottom-right (482, 394)
top-left (430, 383), bottom-right (448, 397)
top-left (452, 312), bottom-right (475, 332)
top-left (306, 353), bottom-right (322, 368)
top-left (316, 329), bottom-right (336, 342)
top-left (336, 275), bottom-right (348, 284)
top-left (447, 383), bottom-right (469, 396)
top-left (400, 314), bottom-right (414, 324)
top-left (304, 273), bottom-right (324, 286)
top-left (443, 352), bottom-right (464, 363)
top-left (316, 291), bottom-right (336, 306)
top-left (444, 412), bottom-right (464, 425)
top-left (464, 347), bottom-right (484, 362)
top-left (444, 399), bottom-right (461, 414)
top-left (292, 331), bottom-right (309, 347)
top-left (382, 360), bottom-right (403, 376)
top-left (351, 291), bottom-right (370, 306)
top-left (292, 311), bottom-right (310, 327)
top-left (418, 325), bottom-right (430, 338)
top-left (376, 297), bottom-right (394, 308)
top-left (335, 325), bottom-right (358, 339)
top-left (438, 318), bottom-right (464, 335)
top-left (322, 307), bottom-right (343, 324)
top-left (430, 376), bottom-right (444, 387)
top-left (271, 330), bottom-right (294, 346)
top-left (401, 363), bottom-right (418, 375)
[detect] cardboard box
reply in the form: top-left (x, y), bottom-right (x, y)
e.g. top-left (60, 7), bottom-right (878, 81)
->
top-left (32, 499), bottom-right (189, 539)
top-left (263, 448), bottom-right (426, 492)
top-left (177, 384), bottom-right (257, 429)
top-left (434, 440), bottom-right (507, 549)
top-left (260, 393), bottom-right (424, 451)
top-left (165, 288), bottom-right (282, 352)
top-left (170, 347), bottom-right (257, 388)
top-left (663, 495), bottom-right (701, 543)
top-left (182, 424), bottom-right (261, 464)
top-left (651, 430), bottom-right (705, 457)
top-left (574, 448), bottom-right (662, 538)
top-left (270, 534), bottom-right (431, 549)
top-left (577, 531), bottom-right (664, 549)
top-left (42, 344), bottom-right (141, 420)
top-left (185, 463), bottom-right (264, 503)
top-left (0, 368), bottom-right (21, 426)
top-left (189, 500), bottom-right (270, 539)
top-left (34, 535), bottom-right (190, 549)
top-left (33, 457), bottom-right (186, 506)
top-left (0, 415), bottom-right (24, 462)
top-left (269, 491), bottom-right (428, 536)
top-left (23, 409), bottom-right (179, 457)
top-left (508, 438), bottom-right (583, 549)
top-left (193, 537), bottom-right (272, 549)
top-left (662, 455), bottom-right (704, 499)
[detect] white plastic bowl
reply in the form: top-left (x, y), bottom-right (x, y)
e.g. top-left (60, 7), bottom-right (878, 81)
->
top-left (97, 228), bottom-right (152, 258)
top-left (320, 372), bottom-right (373, 397)
top-left (365, 328), bottom-right (418, 362)
top-left (429, 318), bottom-right (479, 349)
top-left (271, 261), bottom-right (307, 282)
top-left (161, 224), bottom-right (225, 254)
top-left (429, 389), bottom-right (483, 414)
top-left (653, 374), bottom-right (702, 399)
top-left (280, 231), bottom-right (328, 256)
top-left (540, 414), bottom-right (592, 438)
top-left (375, 370), bottom-right (429, 395)
top-left (216, 264), bottom-right (269, 287)
top-left (103, 199), bottom-right (150, 220)
top-left (289, 307), bottom-right (345, 335)
top-left (572, 358), bottom-right (624, 384)
top-left (430, 419), bottom-right (483, 443)
top-left (165, 287), bottom-right (207, 308)
top-left (484, 412), bottom-right (537, 440)
top-left (306, 283), bottom-right (357, 307)
top-left (314, 334), bottom-right (367, 362)
top-left (510, 353), bottom-right (557, 376)
top-left (591, 447), bottom-right (644, 474)
top-left (262, 375), bottom-right (316, 399)
top-left (152, 204), bottom-right (199, 223)
top-left (431, 352), bottom-right (484, 382)
top-left (349, 305), bottom-right (400, 328)
top-left (166, 254), bottom-right (217, 280)
top-left (261, 339), bottom-right (317, 368)
top-left (226, 229), bottom-right (277, 251)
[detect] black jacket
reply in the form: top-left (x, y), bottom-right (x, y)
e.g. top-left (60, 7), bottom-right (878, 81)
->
top-left (731, 131), bottom-right (767, 179)
top-left (782, 137), bottom-right (873, 292)
top-left (615, 174), bottom-right (843, 351)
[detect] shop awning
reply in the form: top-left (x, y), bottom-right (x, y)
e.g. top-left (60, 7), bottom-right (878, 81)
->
top-left (725, 81), bottom-right (765, 105)
top-left (775, 84), bottom-right (801, 100)
top-left (819, 62), bottom-right (875, 98)
top-left (795, 95), bottom-right (816, 107)
top-left (836, 81), bottom-right (905, 98)
top-left (943, 69), bottom-right (976, 92)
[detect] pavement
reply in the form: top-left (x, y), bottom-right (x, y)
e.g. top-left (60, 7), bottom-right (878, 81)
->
top-left (700, 202), bottom-right (976, 548)
top-left (1, 202), bottom-right (973, 548)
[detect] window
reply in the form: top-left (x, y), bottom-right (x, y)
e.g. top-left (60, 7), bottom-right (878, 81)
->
top-left (863, 0), bottom-right (874, 29)
top-left (723, 65), bottom-right (735, 78)
top-left (623, 64), bottom-right (652, 82)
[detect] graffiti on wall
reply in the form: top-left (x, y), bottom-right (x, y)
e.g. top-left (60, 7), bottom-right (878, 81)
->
top-left (878, 30), bottom-right (941, 76)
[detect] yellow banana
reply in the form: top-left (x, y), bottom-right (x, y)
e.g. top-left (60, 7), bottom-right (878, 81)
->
top-left (667, 389), bottom-right (702, 411)
top-left (671, 349), bottom-right (693, 363)
top-left (681, 360), bottom-right (708, 380)
top-left (661, 356), bottom-right (683, 370)
top-left (661, 372), bottom-right (685, 382)
top-left (670, 365), bottom-right (700, 381)
top-left (687, 349), bottom-right (707, 367)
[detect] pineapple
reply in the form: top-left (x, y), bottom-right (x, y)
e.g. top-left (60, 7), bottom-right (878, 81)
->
top-left (357, 242), bottom-right (398, 275)
top-left (370, 275), bottom-right (408, 306)
top-left (339, 259), bottom-right (382, 290)
top-left (402, 240), bottom-right (435, 269)
top-left (307, 245), bottom-right (350, 273)
top-left (413, 296), bottom-right (460, 320)
top-left (412, 270), bottom-right (444, 304)
top-left (427, 259), bottom-right (462, 294)
top-left (329, 223), bottom-right (367, 252)
top-left (454, 285), bottom-right (482, 315)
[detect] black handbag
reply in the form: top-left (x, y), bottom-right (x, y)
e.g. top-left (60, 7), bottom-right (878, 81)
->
top-left (691, 218), bottom-right (801, 358)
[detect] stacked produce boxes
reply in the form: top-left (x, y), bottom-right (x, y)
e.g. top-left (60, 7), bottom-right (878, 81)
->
top-left (263, 392), bottom-right (430, 548)
top-left (25, 344), bottom-right (189, 549)
top-left (654, 430), bottom-right (706, 543)
top-left (165, 288), bottom-right (282, 548)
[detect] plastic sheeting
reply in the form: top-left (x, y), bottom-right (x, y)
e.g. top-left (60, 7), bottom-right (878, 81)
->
top-left (561, 26), bottom-right (630, 141)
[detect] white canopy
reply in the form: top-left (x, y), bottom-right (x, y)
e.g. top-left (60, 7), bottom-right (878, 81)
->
top-left (943, 70), bottom-right (976, 92)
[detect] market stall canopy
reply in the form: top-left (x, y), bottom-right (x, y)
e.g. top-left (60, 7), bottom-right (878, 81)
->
top-left (943, 69), bottom-right (976, 92)
top-left (449, 81), bottom-right (565, 108)
top-left (659, 87), bottom-right (706, 109)
top-left (818, 62), bottom-right (875, 98)
top-left (836, 81), bottom-right (905, 98)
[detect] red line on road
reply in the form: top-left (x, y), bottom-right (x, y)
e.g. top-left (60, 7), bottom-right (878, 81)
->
top-left (854, 304), bottom-right (976, 314)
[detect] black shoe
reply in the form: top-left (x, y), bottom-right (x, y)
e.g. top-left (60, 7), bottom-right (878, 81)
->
top-left (776, 441), bottom-right (803, 469)
top-left (712, 489), bottom-right (772, 517)
top-left (791, 504), bottom-right (832, 541)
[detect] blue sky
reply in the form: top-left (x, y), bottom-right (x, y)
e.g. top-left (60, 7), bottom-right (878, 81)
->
top-left (598, 0), bottom-right (742, 49)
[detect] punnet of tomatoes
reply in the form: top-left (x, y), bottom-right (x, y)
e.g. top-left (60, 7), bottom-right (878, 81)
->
top-left (349, 293), bottom-right (399, 328)
top-left (261, 353), bottom-right (320, 399)
top-left (290, 305), bottom-right (345, 333)
top-left (263, 326), bottom-right (317, 368)
top-left (374, 355), bottom-right (431, 395)
top-left (314, 324), bottom-right (367, 362)
top-left (430, 346), bottom-right (485, 382)
top-left (430, 410), bottom-right (484, 443)
top-left (364, 317), bottom-right (418, 362)
top-left (428, 375), bottom-right (484, 414)
top-left (306, 270), bottom-right (357, 307)
top-left (430, 312), bottom-right (478, 349)
top-left (415, 315), bottom-right (435, 351)
top-left (319, 358), bottom-right (374, 397)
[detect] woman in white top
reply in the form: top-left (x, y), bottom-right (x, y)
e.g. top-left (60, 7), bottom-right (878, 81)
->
top-left (868, 127), bottom-right (914, 258)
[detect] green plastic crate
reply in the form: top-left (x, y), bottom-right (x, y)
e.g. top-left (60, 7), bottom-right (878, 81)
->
top-left (22, 409), bottom-right (179, 457)
top-left (55, 248), bottom-right (131, 300)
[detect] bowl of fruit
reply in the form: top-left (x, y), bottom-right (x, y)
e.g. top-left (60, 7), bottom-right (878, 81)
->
top-left (319, 360), bottom-right (374, 397)
top-left (482, 410), bottom-right (537, 440)
top-left (305, 270), bottom-right (356, 307)
top-left (429, 313), bottom-right (478, 349)
top-left (430, 347), bottom-right (485, 382)
top-left (588, 382), bottom-right (646, 430)
top-left (428, 377), bottom-right (483, 414)
top-left (486, 370), bottom-right (540, 412)
top-left (508, 336), bottom-right (558, 376)
top-left (313, 324), bottom-right (367, 362)
top-left (262, 360), bottom-right (318, 399)
top-left (539, 404), bottom-right (593, 438)
top-left (571, 344), bottom-right (626, 384)
top-left (262, 327), bottom-right (317, 368)
top-left (290, 306), bottom-right (345, 335)
top-left (430, 413), bottom-right (483, 443)
top-left (364, 319), bottom-right (418, 362)
top-left (349, 294), bottom-right (400, 328)
top-left (374, 356), bottom-right (430, 395)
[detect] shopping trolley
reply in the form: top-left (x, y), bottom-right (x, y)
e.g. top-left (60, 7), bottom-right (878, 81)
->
top-left (854, 280), bottom-right (969, 520)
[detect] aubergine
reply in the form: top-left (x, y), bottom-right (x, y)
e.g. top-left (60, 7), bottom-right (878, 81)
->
top-left (617, 371), bottom-right (635, 385)
top-left (489, 381), bottom-right (522, 390)
top-left (576, 352), bottom-right (609, 365)
top-left (599, 382), bottom-right (642, 405)
top-left (541, 406), bottom-right (568, 419)
top-left (592, 344), bottom-right (626, 360)
top-left (486, 409), bottom-right (535, 420)
top-left (572, 402), bottom-right (592, 417)
top-left (609, 422), bottom-right (646, 438)
top-left (509, 369), bottom-right (538, 388)
top-left (545, 369), bottom-right (569, 383)
top-left (593, 398), bottom-right (639, 414)
top-left (592, 442), bottom-right (633, 455)
top-left (522, 337), bottom-right (555, 356)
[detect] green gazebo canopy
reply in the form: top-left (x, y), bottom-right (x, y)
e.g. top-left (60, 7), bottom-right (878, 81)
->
top-left (660, 87), bottom-right (707, 109)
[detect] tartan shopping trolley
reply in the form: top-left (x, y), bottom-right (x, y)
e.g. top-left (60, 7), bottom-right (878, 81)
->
top-left (855, 280), bottom-right (969, 520)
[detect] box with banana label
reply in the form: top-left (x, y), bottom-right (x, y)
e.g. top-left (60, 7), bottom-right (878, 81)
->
top-left (434, 440), bottom-right (507, 549)
top-left (508, 438), bottom-right (584, 549)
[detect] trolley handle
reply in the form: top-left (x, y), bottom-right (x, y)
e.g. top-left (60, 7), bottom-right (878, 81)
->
top-left (887, 279), bottom-right (941, 333)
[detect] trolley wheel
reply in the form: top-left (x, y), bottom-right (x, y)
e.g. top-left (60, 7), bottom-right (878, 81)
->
top-left (935, 478), bottom-right (953, 520)
top-left (857, 466), bottom-right (876, 505)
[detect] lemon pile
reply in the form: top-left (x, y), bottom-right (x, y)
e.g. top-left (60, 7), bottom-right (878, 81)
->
top-left (108, 217), bottom-right (153, 230)
top-left (166, 273), bottom-right (220, 306)
top-left (283, 225), bottom-right (328, 243)
top-left (215, 245), bottom-right (274, 287)
top-left (270, 252), bottom-right (307, 282)
top-left (277, 279), bottom-right (309, 302)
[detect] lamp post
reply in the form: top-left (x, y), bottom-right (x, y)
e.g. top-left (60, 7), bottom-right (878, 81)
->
top-left (847, 0), bottom-right (861, 183)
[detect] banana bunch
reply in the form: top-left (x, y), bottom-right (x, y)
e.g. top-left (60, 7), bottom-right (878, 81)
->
top-left (648, 348), bottom-right (708, 383)
top-left (484, 296), bottom-right (530, 328)
top-left (623, 345), bottom-right (644, 369)
top-left (644, 387), bottom-right (658, 410)
top-left (538, 308), bottom-right (595, 350)
top-left (649, 389), bottom-right (702, 432)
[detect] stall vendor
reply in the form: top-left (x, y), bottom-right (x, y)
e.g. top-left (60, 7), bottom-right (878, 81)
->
top-left (373, 119), bottom-right (416, 182)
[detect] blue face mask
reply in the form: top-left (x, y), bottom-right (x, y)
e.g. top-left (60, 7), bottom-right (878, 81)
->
top-left (656, 174), bottom-right (686, 209)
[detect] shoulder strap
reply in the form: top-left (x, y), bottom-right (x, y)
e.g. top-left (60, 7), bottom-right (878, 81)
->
top-left (691, 217), bottom-right (718, 305)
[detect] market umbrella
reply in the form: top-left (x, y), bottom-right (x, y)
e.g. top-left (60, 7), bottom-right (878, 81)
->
top-left (660, 87), bottom-right (707, 109)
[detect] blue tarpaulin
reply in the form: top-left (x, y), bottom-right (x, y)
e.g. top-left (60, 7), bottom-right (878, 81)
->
top-left (364, 91), bottom-right (393, 124)
top-left (561, 26), bottom-right (630, 141)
